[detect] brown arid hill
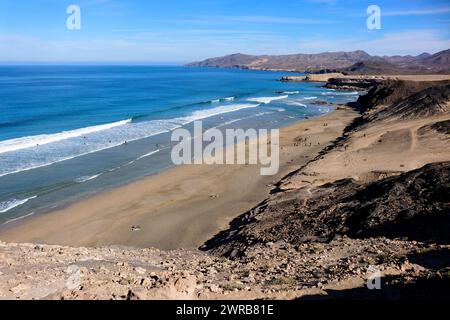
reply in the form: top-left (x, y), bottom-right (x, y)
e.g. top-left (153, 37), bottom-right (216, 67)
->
top-left (356, 79), bottom-right (450, 111)
top-left (205, 79), bottom-right (450, 258)
top-left (340, 60), bottom-right (426, 75)
top-left (187, 49), bottom-right (450, 74)
top-left (3, 237), bottom-right (449, 300)
top-left (342, 50), bottom-right (450, 75)
top-left (204, 161), bottom-right (450, 257)
top-left (187, 51), bottom-right (373, 72)
top-left (369, 83), bottom-right (450, 121)
top-left (201, 79), bottom-right (450, 299)
top-left (421, 49), bottom-right (450, 70)
top-left (278, 80), bottom-right (450, 191)
top-left (2, 78), bottom-right (450, 300)
top-left (342, 60), bottom-right (403, 75)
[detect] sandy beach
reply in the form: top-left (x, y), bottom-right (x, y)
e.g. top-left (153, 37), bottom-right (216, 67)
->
top-left (2, 0), bottom-right (450, 302)
top-left (0, 108), bottom-right (357, 250)
top-left (1, 77), bottom-right (449, 300)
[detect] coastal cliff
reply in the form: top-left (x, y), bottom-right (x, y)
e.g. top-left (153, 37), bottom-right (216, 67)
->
top-left (1, 79), bottom-right (450, 300)
top-left (201, 79), bottom-right (450, 298)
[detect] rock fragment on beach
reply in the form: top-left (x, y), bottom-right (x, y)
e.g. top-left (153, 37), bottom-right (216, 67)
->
top-left (0, 238), bottom-right (448, 300)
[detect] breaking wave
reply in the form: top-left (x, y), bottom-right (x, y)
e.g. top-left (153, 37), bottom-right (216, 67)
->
top-left (247, 95), bottom-right (288, 104)
top-left (0, 196), bottom-right (37, 213)
top-left (0, 103), bottom-right (259, 177)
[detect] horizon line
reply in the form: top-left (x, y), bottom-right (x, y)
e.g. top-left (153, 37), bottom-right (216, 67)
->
top-left (0, 62), bottom-right (187, 66)
top-left (1, 48), bottom-right (448, 66)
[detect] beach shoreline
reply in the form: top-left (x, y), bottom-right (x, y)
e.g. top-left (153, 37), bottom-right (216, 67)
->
top-left (0, 107), bottom-right (358, 250)
top-left (1, 76), bottom-right (449, 300)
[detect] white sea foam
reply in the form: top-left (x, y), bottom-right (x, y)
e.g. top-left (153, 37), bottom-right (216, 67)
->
top-left (124, 148), bottom-right (168, 167)
top-left (216, 111), bottom-right (272, 127)
top-left (322, 91), bottom-right (359, 96)
top-left (178, 103), bottom-right (258, 124)
top-left (2, 212), bottom-right (35, 225)
top-left (299, 96), bottom-right (318, 100)
top-left (207, 97), bottom-right (234, 104)
top-left (136, 149), bottom-right (161, 161)
top-left (0, 196), bottom-right (37, 213)
top-left (75, 173), bottom-right (103, 183)
top-left (247, 95), bottom-right (288, 104)
top-left (279, 91), bottom-right (300, 95)
top-left (319, 107), bottom-right (331, 113)
top-left (0, 119), bottom-right (131, 154)
top-left (283, 100), bottom-right (307, 108)
top-left (0, 103), bottom-right (259, 177)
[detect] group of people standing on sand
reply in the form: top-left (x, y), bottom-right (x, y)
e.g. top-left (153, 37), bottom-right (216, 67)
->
top-left (293, 136), bottom-right (319, 147)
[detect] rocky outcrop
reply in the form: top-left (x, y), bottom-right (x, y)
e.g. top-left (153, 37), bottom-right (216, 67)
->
top-left (204, 80), bottom-right (450, 264)
top-left (281, 73), bottom-right (347, 83)
top-left (280, 76), bottom-right (307, 82)
top-left (324, 77), bottom-right (380, 91)
top-left (2, 79), bottom-right (450, 300)
top-left (2, 238), bottom-right (449, 300)
top-left (429, 119), bottom-right (450, 134)
top-left (370, 83), bottom-right (450, 121)
top-left (203, 162), bottom-right (450, 257)
top-left (356, 80), bottom-right (449, 112)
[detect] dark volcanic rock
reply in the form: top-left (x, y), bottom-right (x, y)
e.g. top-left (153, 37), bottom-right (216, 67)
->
top-left (357, 80), bottom-right (449, 112)
top-left (311, 100), bottom-right (329, 105)
top-left (298, 272), bottom-right (450, 300)
top-left (204, 162), bottom-right (450, 257)
top-left (324, 77), bottom-right (380, 91)
top-left (430, 119), bottom-right (450, 134)
top-left (370, 83), bottom-right (450, 121)
top-left (342, 60), bottom-right (409, 75)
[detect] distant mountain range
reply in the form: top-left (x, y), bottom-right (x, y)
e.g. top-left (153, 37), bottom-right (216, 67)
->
top-left (187, 49), bottom-right (450, 74)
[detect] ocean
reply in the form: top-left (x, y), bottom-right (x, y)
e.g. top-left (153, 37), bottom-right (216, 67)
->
top-left (0, 65), bottom-right (360, 225)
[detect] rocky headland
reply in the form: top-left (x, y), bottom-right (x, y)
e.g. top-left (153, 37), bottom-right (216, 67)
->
top-left (187, 50), bottom-right (450, 74)
top-left (1, 78), bottom-right (449, 300)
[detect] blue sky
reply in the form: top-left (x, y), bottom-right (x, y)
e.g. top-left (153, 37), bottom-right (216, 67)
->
top-left (0, 0), bottom-right (449, 63)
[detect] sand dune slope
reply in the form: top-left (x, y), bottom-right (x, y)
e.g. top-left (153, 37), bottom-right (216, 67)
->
top-left (281, 83), bottom-right (450, 190)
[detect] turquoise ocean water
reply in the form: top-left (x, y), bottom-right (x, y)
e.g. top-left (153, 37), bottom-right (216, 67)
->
top-left (0, 66), bottom-right (360, 225)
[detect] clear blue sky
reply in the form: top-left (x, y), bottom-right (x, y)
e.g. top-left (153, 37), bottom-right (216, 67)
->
top-left (0, 0), bottom-right (449, 63)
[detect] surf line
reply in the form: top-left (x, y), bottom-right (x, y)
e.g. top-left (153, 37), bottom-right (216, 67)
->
top-left (171, 121), bottom-right (280, 176)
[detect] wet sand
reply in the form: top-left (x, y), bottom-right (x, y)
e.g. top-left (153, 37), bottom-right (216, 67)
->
top-left (0, 108), bottom-right (358, 250)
